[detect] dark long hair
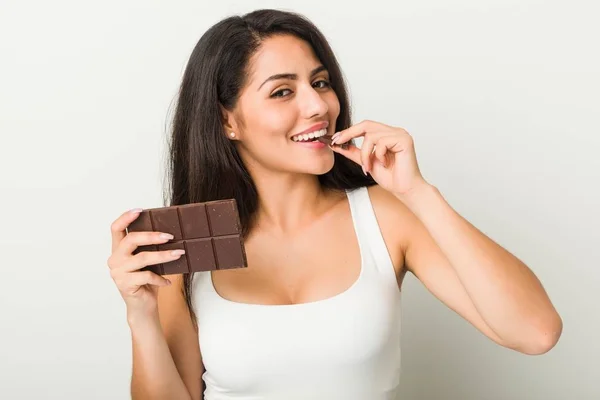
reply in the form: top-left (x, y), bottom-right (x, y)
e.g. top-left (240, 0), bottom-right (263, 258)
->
top-left (162, 9), bottom-right (376, 324)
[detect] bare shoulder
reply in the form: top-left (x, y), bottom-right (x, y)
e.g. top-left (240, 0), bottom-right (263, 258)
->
top-left (157, 274), bottom-right (204, 399)
top-left (365, 184), bottom-right (418, 275)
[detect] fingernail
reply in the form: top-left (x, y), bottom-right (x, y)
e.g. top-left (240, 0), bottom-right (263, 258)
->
top-left (160, 233), bottom-right (174, 240)
top-left (129, 208), bottom-right (143, 214)
top-left (171, 249), bottom-right (185, 256)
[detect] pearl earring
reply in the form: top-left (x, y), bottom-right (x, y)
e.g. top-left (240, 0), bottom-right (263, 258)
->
top-left (229, 132), bottom-right (235, 138)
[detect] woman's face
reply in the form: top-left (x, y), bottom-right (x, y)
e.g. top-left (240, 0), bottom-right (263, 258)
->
top-left (227, 34), bottom-right (341, 176)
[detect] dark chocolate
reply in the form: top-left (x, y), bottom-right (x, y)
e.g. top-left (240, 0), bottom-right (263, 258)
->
top-left (318, 135), bottom-right (350, 149)
top-left (126, 199), bottom-right (247, 275)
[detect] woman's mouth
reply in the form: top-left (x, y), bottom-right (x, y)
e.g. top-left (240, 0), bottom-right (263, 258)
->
top-left (290, 128), bottom-right (328, 143)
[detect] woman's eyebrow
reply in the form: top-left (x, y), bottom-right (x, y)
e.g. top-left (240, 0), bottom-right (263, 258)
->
top-left (257, 65), bottom-right (327, 90)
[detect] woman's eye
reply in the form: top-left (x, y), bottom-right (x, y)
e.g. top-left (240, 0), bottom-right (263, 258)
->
top-left (271, 89), bottom-right (292, 98)
top-left (313, 80), bottom-right (331, 89)
top-left (271, 80), bottom-right (330, 98)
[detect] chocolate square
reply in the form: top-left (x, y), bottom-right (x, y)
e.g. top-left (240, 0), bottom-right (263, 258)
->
top-left (186, 238), bottom-right (217, 272)
top-left (151, 208), bottom-right (182, 240)
top-left (178, 203), bottom-right (210, 239)
top-left (207, 201), bottom-right (240, 236)
top-left (158, 241), bottom-right (188, 275)
top-left (213, 235), bottom-right (246, 270)
top-left (127, 211), bottom-right (153, 233)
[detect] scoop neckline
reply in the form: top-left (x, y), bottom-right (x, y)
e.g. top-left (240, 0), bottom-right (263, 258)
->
top-left (206, 189), bottom-right (365, 309)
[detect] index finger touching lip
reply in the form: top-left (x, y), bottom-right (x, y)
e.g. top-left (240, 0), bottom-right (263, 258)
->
top-left (111, 208), bottom-right (143, 252)
top-left (331, 124), bottom-right (368, 145)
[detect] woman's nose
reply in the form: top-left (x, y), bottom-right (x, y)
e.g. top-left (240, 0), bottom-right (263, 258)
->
top-left (298, 86), bottom-right (329, 119)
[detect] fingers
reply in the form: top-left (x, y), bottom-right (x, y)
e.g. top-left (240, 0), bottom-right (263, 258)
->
top-left (331, 120), bottom-right (392, 173)
top-left (118, 231), bottom-right (175, 258)
top-left (107, 230), bottom-right (184, 275)
top-left (123, 247), bottom-right (185, 273)
top-left (374, 135), bottom-right (404, 167)
top-left (360, 133), bottom-right (384, 173)
top-left (111, 269), bottom-right (171, 291)
top-left (331, 133), bottom-right (405, 174)
top-left (331, 120), bottom-right (370, 145)
top-left (107, 232), bottom-right (181, 274)
top-left (331, 120), bottom-right (393, 146)
top-left (110, 209), bottom-right (144, 253)
top-left (330, 142), bottom-right (363, 166)
top-left (130, 270), bottom-right (172, 287)
top-left (330, 134), bottom-right (382, 173)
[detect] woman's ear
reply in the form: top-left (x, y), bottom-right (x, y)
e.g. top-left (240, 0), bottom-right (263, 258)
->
top-left (219, 104), bottom-right (240, 141)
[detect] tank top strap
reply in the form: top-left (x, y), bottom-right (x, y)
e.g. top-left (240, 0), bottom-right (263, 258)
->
top-left (345, 186), bottom-right (397, 284)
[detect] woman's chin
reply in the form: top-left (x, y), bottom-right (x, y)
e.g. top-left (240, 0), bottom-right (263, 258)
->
top-left (304, 156), bottom-right (335, 176)
top-left (279, 150), bottom-right (335, 176)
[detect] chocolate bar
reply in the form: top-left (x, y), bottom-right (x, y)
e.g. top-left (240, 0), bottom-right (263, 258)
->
top-left (126, 199), bottom-right (248, 275)
top-left (318, 135), bottom-right (350, 149)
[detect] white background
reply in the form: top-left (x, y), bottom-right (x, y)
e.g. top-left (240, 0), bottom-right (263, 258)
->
top-left (1, 0), bottom-right (598, 399)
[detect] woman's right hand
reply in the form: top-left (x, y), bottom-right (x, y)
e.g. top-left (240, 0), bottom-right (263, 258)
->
top-left (107, 208), bottom-right (186, 321)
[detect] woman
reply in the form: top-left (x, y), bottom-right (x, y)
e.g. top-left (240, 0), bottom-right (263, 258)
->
top-left (107, 9), bottom-right (562, 400)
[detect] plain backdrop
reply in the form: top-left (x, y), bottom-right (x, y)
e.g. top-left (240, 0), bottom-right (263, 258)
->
top-left (1, 0), bottom-right (598, 399)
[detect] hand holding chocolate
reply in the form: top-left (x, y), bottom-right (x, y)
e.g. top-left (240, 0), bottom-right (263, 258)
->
top-left (126, 199), bottom-right (248, 275)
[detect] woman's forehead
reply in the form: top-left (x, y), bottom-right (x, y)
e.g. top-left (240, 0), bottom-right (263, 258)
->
top-left (245, 35), bottom-right (322, 87)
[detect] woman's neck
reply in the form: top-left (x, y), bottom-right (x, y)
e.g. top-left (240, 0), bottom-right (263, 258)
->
top-left (251, 170), bottom-right (335, 234)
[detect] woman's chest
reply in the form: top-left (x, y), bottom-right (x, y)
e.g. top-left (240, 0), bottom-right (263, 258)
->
top-left (211, 213), bottom-right (363, 306)
top-left (196, 276), bottom-right (402, 394)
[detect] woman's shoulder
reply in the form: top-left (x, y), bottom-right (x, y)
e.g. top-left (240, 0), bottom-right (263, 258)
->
top-left (365, 184), bottom-right (412, 222)
top-left (363, 184), bottom-right (416, 272)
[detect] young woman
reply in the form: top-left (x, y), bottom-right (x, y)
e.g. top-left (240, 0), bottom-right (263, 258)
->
top-left (107, 9), bottom-right (562, 400)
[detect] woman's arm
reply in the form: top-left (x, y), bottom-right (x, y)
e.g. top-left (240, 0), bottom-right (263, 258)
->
top-left (332, 120), bottom-right (562, 355)
top-left (130, 274), bottom-right (204, 399)
top-left (389, 184), bottom-right (562, 355)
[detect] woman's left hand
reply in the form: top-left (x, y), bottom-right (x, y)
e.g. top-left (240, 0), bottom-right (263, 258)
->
top-left (330, 120), bottom-right (430, 197)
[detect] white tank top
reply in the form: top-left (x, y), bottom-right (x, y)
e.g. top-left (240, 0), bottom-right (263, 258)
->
top-left (192, 186), bottom-right (402, 400)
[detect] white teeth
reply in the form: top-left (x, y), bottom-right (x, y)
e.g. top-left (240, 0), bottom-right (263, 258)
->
top-left (292, 128), bottom-right (328, 142)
